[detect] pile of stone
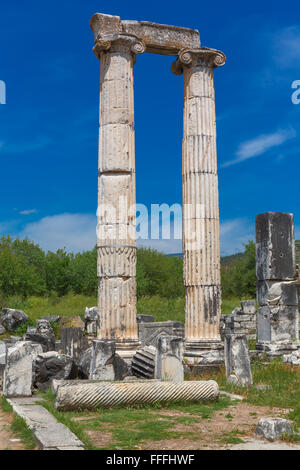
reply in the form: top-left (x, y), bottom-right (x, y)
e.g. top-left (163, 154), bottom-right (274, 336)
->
top-left (24, 319), bottom-right (56, 352)
top-left (220, 300), bottom-right (256, 341)
top-left (256, 213), bottom-right (300, 358)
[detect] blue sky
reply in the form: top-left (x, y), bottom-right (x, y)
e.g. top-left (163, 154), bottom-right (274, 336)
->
top-left (0, 0), bottom-right (299, 255)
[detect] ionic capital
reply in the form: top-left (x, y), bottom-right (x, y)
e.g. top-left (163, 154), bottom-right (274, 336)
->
top-left (93, 33), bottom-right (146, 61)
top-left (171, 47), bottom-right (226, 75)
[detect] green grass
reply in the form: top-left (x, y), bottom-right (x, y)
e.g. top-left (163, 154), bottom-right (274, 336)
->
top-left (208, 361), bottom-right (300, 433)
top-left (1, 396), bottom-right (36, 449)
top-left (38, 389), bottom-right (232, 450)
top-left (0, 294), bottom-right (246, 340)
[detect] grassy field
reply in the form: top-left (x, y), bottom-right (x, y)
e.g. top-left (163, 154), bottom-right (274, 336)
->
top-left (37, 361), bottom-right (300, 449)
top-left (0, 294), bottom-right (248, 335)
top-left (0, 396), bottom-right (37, 449)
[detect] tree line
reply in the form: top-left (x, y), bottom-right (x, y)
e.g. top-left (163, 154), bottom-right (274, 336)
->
top-left (0, 235), bottom-right (256, 300)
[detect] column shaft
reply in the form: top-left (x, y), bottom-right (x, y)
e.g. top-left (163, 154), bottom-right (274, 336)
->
top-left (96, 37), bottom-right (144, 357)
top-left (182, 60), bottom-right (221, 344)
top-left (172, 47), bottom-right (226, 363)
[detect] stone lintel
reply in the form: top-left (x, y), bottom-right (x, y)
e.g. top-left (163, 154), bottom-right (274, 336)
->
top-left (90, 13), bottom-right (200, 56)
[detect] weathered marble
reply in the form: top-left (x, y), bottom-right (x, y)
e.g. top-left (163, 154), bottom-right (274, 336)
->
top-left (61, 327), bottom-right (89, 363)
top-left (225, 334), bottom-right (253, 387)
top-left (93, 30), bottom-right (143, 360)
top-left (91, 14), bottom-right (226, 363)
top-left (255, 418), bottom-right (293, 441)
top-left (172, 47), bottom-right (225, 364)
top-left (256, 212), bottom-right (299, 355)
top-left (138, 321), bottom-right (184, 348)
top-left (155, 336), bottom-right (184, 383)
top-left (3, 341), bottom-right (43, 397)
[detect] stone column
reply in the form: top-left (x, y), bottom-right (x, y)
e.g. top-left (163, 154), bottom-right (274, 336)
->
top-left (256, 212), bottom-right (299, 356)
top-left (93, 34), bottom-right (145, 359)
top-left (172, 47), bottom-right (226, 366)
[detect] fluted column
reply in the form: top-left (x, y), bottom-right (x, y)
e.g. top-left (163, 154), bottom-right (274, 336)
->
top-left (93, 34), bottom-right (145, 359)
top-left (172, 47), bottom-right (226, 363)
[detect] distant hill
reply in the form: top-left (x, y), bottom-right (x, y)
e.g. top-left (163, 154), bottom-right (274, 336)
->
top-left (168, 240), bottom-right (300, 266)
top-left (220, 252), bottom-right (245, 266)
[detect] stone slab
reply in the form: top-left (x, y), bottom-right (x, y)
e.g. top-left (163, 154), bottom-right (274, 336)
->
top-left (138, 321), bottom-right (184, 347)
top-left (155, 336), bottom-right (184, 383)
top-left (7, 396), bottom-right (84, 450)
top-left (225, 334), bottom-right (253, 386)
top-left (256, 212), bottom-right (296, 281)
top-left (90, 13), bottom-right (201, 56)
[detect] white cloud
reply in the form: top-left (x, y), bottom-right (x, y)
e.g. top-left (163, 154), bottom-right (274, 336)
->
top-left (19, 209), bottom-right (38, 215)
top-left (220, 218), bottom-right (254, 256)
top-left (20, 213), bottom-right (97, 253)
top-left (272, 26), bottom-right (300, 68)
top-left (222, 129), bottom-right (296, 168)
top-left (2, 210), bottom-right (255, 257)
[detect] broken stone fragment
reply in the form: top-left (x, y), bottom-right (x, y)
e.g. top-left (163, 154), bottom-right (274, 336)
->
top-left (225, 334), bottom-right (253, 387)
top-left (131, 345), bottom-right (156, 379)
top-left (33, 351), bottom-right (76, 392)
top-left (89, 340), bottom-right (129, 380)
top-left (3, 341), bottom-right (43, 397)
top-left (84, 307), bottom-right (100, 335)
top-left (0, 308), bottom-right (28, 331)
top-left (254, 418), bottom-right (293, 441)
top-left (257, 280), bottom-right (298, 307)
top-left (60, 327), bottom-right (89, 364)
top-left (240, 300), bottom-right (256, 314)
top-left (282, 350), bottom-right (300, 366)
top-left (155, 336), bottom-right (184, 383)
top-left (24, 319), bottom-right (56, 352)
top-left (256, 212), bottom-right (296, 281)
top-left (77, 347), bottom-right (92, 379)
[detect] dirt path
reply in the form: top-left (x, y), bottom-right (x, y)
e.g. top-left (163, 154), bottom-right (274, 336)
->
top-left (0, 409), bottom-right (26, 450)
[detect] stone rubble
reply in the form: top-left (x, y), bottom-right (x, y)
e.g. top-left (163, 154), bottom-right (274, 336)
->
top-left (0, 308), bottom-right (28, 331)
top-left (61, 326), bottom-right (89, 364)
top-left (89, 339), bottom-right (129, 381)
top-left (84, 307), bottom-right (99, 336)
top-left (24, 319), bottom-right (56, 352)
top-left (282, 350), bottom-right (300, 366)
top-left (220, 300), bottom-right (256, 340)
top-left (254, 418), bottom-right (293, 441)
top-left (32, 351), bottom-right (76, 392)
top-left (131, 345), bottom-right (156, 379)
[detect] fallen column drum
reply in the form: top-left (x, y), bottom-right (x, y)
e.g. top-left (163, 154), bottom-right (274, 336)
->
top-left (55, 380), bottom-right (219, 410)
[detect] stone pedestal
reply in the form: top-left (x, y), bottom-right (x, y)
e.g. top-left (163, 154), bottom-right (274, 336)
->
top-left (155, 336), bottom-right (184, 383)
top-left (255, 212), bottom-right (299, 356)
top-left (91, 32), bottom-right (145, 360)
top-left (172, 47), bottom-right (226, 366)
top-left (225, 334), bottom-right (252, 386)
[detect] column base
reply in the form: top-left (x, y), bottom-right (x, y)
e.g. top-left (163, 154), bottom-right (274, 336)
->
top-left (255, 340), bottom-right (300, 358)
top-left (184, 340), bottom-right (224, 368)
top-left (115, 340), bottom-right (141, 363)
